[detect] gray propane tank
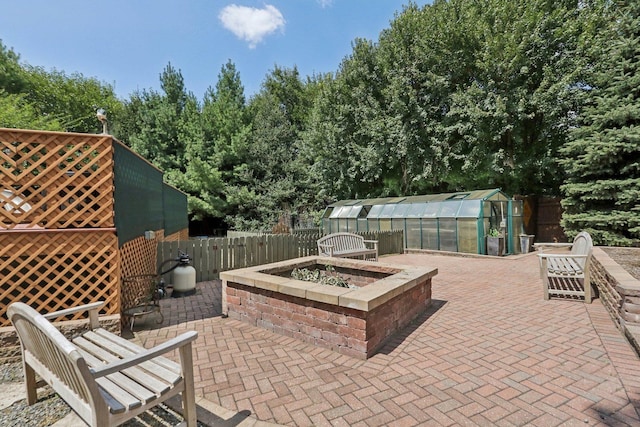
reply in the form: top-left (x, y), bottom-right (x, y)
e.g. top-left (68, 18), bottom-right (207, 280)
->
top-left (171, 253), bottom-right (196, 297)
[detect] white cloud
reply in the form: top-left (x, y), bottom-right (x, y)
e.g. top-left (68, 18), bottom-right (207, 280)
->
top-left (317, 0), bottom-right (333, 7)
top-left (219, 4), bottom-right (285, 49)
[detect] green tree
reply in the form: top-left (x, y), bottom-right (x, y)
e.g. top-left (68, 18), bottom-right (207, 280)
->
top-left (183, 61), bottom-right (250, 222)
top-left (127, 63), bottom-right (189, 174)
top-left (22, 66), bottom-right (122, 133)
top-left (229, 66), bottom-right (315, 230)
top-left (0, 40), bottom-right (27, 94)
top-left (0, 91), bottom-right (62, 130)
top-left (440, 0), bottom-right (585, 196)
top-left (560, 1), bottom-right (640, 245)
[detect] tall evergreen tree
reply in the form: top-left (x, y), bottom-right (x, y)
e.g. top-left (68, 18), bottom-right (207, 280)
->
top-left (128, 63), bottom-right (189, 175)
top-left (560, 1), bottom-right (640, 245)
top-left (182, 61), bottom-right (250, 222)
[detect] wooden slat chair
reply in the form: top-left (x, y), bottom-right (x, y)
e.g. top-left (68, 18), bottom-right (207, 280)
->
top-left (536, 231), bottom-right (594, 303)
top-left (8, 301), bottom-right (198, 427)
top-left (317, 232), bottom-right (378, 261)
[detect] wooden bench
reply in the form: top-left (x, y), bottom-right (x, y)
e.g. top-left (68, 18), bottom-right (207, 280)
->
top-left (536, 231), bottom-right (594, 303)
top-left (317, 232), bottom-right (378, 261)
top-left (8, 301), bottom-right (198, 427)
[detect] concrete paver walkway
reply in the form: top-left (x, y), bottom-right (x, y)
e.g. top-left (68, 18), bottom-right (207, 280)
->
top-left (136, 252), bottom-right (640, 426)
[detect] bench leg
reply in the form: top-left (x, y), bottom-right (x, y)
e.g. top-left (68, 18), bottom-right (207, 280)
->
top-left (23, 361), bottom-right (37, 405)
top-left (179, 344), bottom-right (197, 426)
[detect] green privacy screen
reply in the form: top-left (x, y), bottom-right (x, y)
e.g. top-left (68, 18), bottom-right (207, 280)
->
top-left (163, 183), bottom-right (188, 236)
top-left (113, 142), bottom-right (186, 246)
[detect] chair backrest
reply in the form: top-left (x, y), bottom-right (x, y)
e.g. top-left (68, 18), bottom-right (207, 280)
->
top-left (571, 231), bottom-right (593, 268)
top-left (8, 303), bottom-right (100, 414)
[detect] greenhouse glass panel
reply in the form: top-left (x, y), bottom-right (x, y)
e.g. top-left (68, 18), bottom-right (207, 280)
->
top-left (322, 218), bottom-right (332, 233)
top-left (422, 202), bottom-right (441, 218)
top-left (347, 219), bottom-right (357, 231)
top-left (391, 218), bottom-right (405, 232)
top-left (406, 218), bottom-right (421, 248)
top-left (392, 204), bottom-right (410, 218)
top-left (439, 219), bottom-right (457, 251)
top-left (323, 207), bottom-right (334, 218)
top-left (368, 205), bottom-right (384, 218)
top-left (512, 202), bottom-right (523, 217)
top-left (407, 203), bottom-right (426, 218)
top-left (457, 219), bottom-right (478, 254)
top-left (458, 200), bottom-right (482, 218)
top-left (439, 200), bottom-right (462, 217)
top-left (379, 218), bottom-right (392, 231)
top-left (379, 204), bottom-right (397, 218)
top-left (329, 206), bottom-right (346, 218)
top-left (357, 218), bottom-right (368, 232)
top-left (422, 219), bottom-right (439, 249)
top-left (338, 219), bottom-right (348, 232)
top-left (347, 206), bottom-right (362, 218)
top-left (483, 201), bottom-right (492, 219)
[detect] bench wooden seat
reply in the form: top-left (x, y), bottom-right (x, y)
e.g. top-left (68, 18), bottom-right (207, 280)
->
top-left (317, 232), bottom-right (378, 261)
top-left (536, 231), bottom-right (593, 303)
top-left (8, 301), bottom-right (198, 426)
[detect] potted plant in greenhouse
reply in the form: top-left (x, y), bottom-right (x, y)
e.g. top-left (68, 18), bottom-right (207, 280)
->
top-left (486, 228), bottom-right (505, 256)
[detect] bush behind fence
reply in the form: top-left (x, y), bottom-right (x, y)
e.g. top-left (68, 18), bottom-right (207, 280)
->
top-left (157, 230), bottom-right (404, 282)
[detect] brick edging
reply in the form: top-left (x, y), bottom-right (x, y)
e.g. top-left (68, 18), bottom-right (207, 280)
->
top-left (592, 247), bottom-right (640, 355)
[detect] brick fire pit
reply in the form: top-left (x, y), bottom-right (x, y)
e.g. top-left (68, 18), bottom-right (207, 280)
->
top-left (220, 256), bottom-right (437, 359)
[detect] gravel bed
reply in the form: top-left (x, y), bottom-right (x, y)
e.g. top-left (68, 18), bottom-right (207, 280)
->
top-left (602, 247), bottom-right (640, 280)
top-left (0, 362), bottom-right (71, 427)
top-left (0, 361), bottom-right (204, 426)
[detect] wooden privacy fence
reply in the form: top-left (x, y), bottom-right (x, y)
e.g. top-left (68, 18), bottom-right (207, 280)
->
top-left (157, 231), bottom-right (404, 282)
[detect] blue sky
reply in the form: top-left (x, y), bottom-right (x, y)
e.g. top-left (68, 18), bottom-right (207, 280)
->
top-left (0, 1), bottom-right (430, 101)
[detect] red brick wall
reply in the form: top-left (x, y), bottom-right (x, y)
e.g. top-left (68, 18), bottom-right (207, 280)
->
top-left (225, 278), bottom-right (432, 359)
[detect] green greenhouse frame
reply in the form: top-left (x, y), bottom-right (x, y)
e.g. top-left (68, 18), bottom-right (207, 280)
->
top-left (321, 189), bottom-right (524, 255)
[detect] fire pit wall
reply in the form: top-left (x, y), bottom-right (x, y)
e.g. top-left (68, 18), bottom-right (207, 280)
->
top-left (221, 256), bottom-right (437, 359)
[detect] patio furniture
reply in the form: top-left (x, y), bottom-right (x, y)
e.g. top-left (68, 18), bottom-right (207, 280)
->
top-left (8, 301), bottom-right (198, 427)
top-left (536, 231), bottom-right (593, 303)
top-left (317, 232), bottom-right (378, 261)
top-left (122, 274), bottom-right (164, 331)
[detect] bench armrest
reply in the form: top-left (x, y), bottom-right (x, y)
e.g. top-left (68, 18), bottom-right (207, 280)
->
top-left (91, 330), bottom-right (198, 378)
top-left (533, 243), bottom-right (573, 252)
top-left (43, 301), bottom-right (105, 319)
top-left (363, 240), bottom-right (378, 249)
top-left (43, 301), bottom-right (106, 329)
top-left (538, 254), bottom-right (589, 260)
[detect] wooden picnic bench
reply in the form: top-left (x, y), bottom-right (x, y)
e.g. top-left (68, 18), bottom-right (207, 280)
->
top-left (8, 301), bottom-right (198, 427)
top-left (535, 231), bottom-right (594, 303)
top-left (317, 232), bottom-right (378, 261)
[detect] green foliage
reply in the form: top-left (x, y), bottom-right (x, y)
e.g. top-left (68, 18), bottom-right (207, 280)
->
top-left (290, 265), bottom-right (355, 288)
top-left (0, 91), bottom-right (63, 130)
top-left (0, 40), bottom-right (28, 94)
top-left (560, 0), bottom-right (640, 245)
top-left (0, 39), bottom-right (122, 133)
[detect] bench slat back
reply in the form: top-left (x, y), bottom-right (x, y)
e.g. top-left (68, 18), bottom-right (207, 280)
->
top-left (8, 303), bottom-right (95, 407)
top-left (318, 233), bottom-right (365, 252)
top-left (571, 231), bottom-right (593, 268)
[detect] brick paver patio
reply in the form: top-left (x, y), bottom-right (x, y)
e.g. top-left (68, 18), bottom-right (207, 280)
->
top-left (135, 252), bottom-right (640, 426)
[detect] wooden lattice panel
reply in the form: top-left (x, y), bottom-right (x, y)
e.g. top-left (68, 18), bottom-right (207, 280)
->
top-left (163, 228), bottom-right (188, 242)
top-left (0, 229), bottom-right (120, 327)
top-left (0, 129), bottom-right (114, 229)
top-left (119, 230), bottom-right (163, 311)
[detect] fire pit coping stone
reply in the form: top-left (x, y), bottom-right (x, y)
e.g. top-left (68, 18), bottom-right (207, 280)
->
top-left (220, 256), bottom-right (438, 311)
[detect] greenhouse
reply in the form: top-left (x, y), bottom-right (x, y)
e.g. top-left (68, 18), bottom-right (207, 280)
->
top-left (321, 189), bottom-right (524, 255)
